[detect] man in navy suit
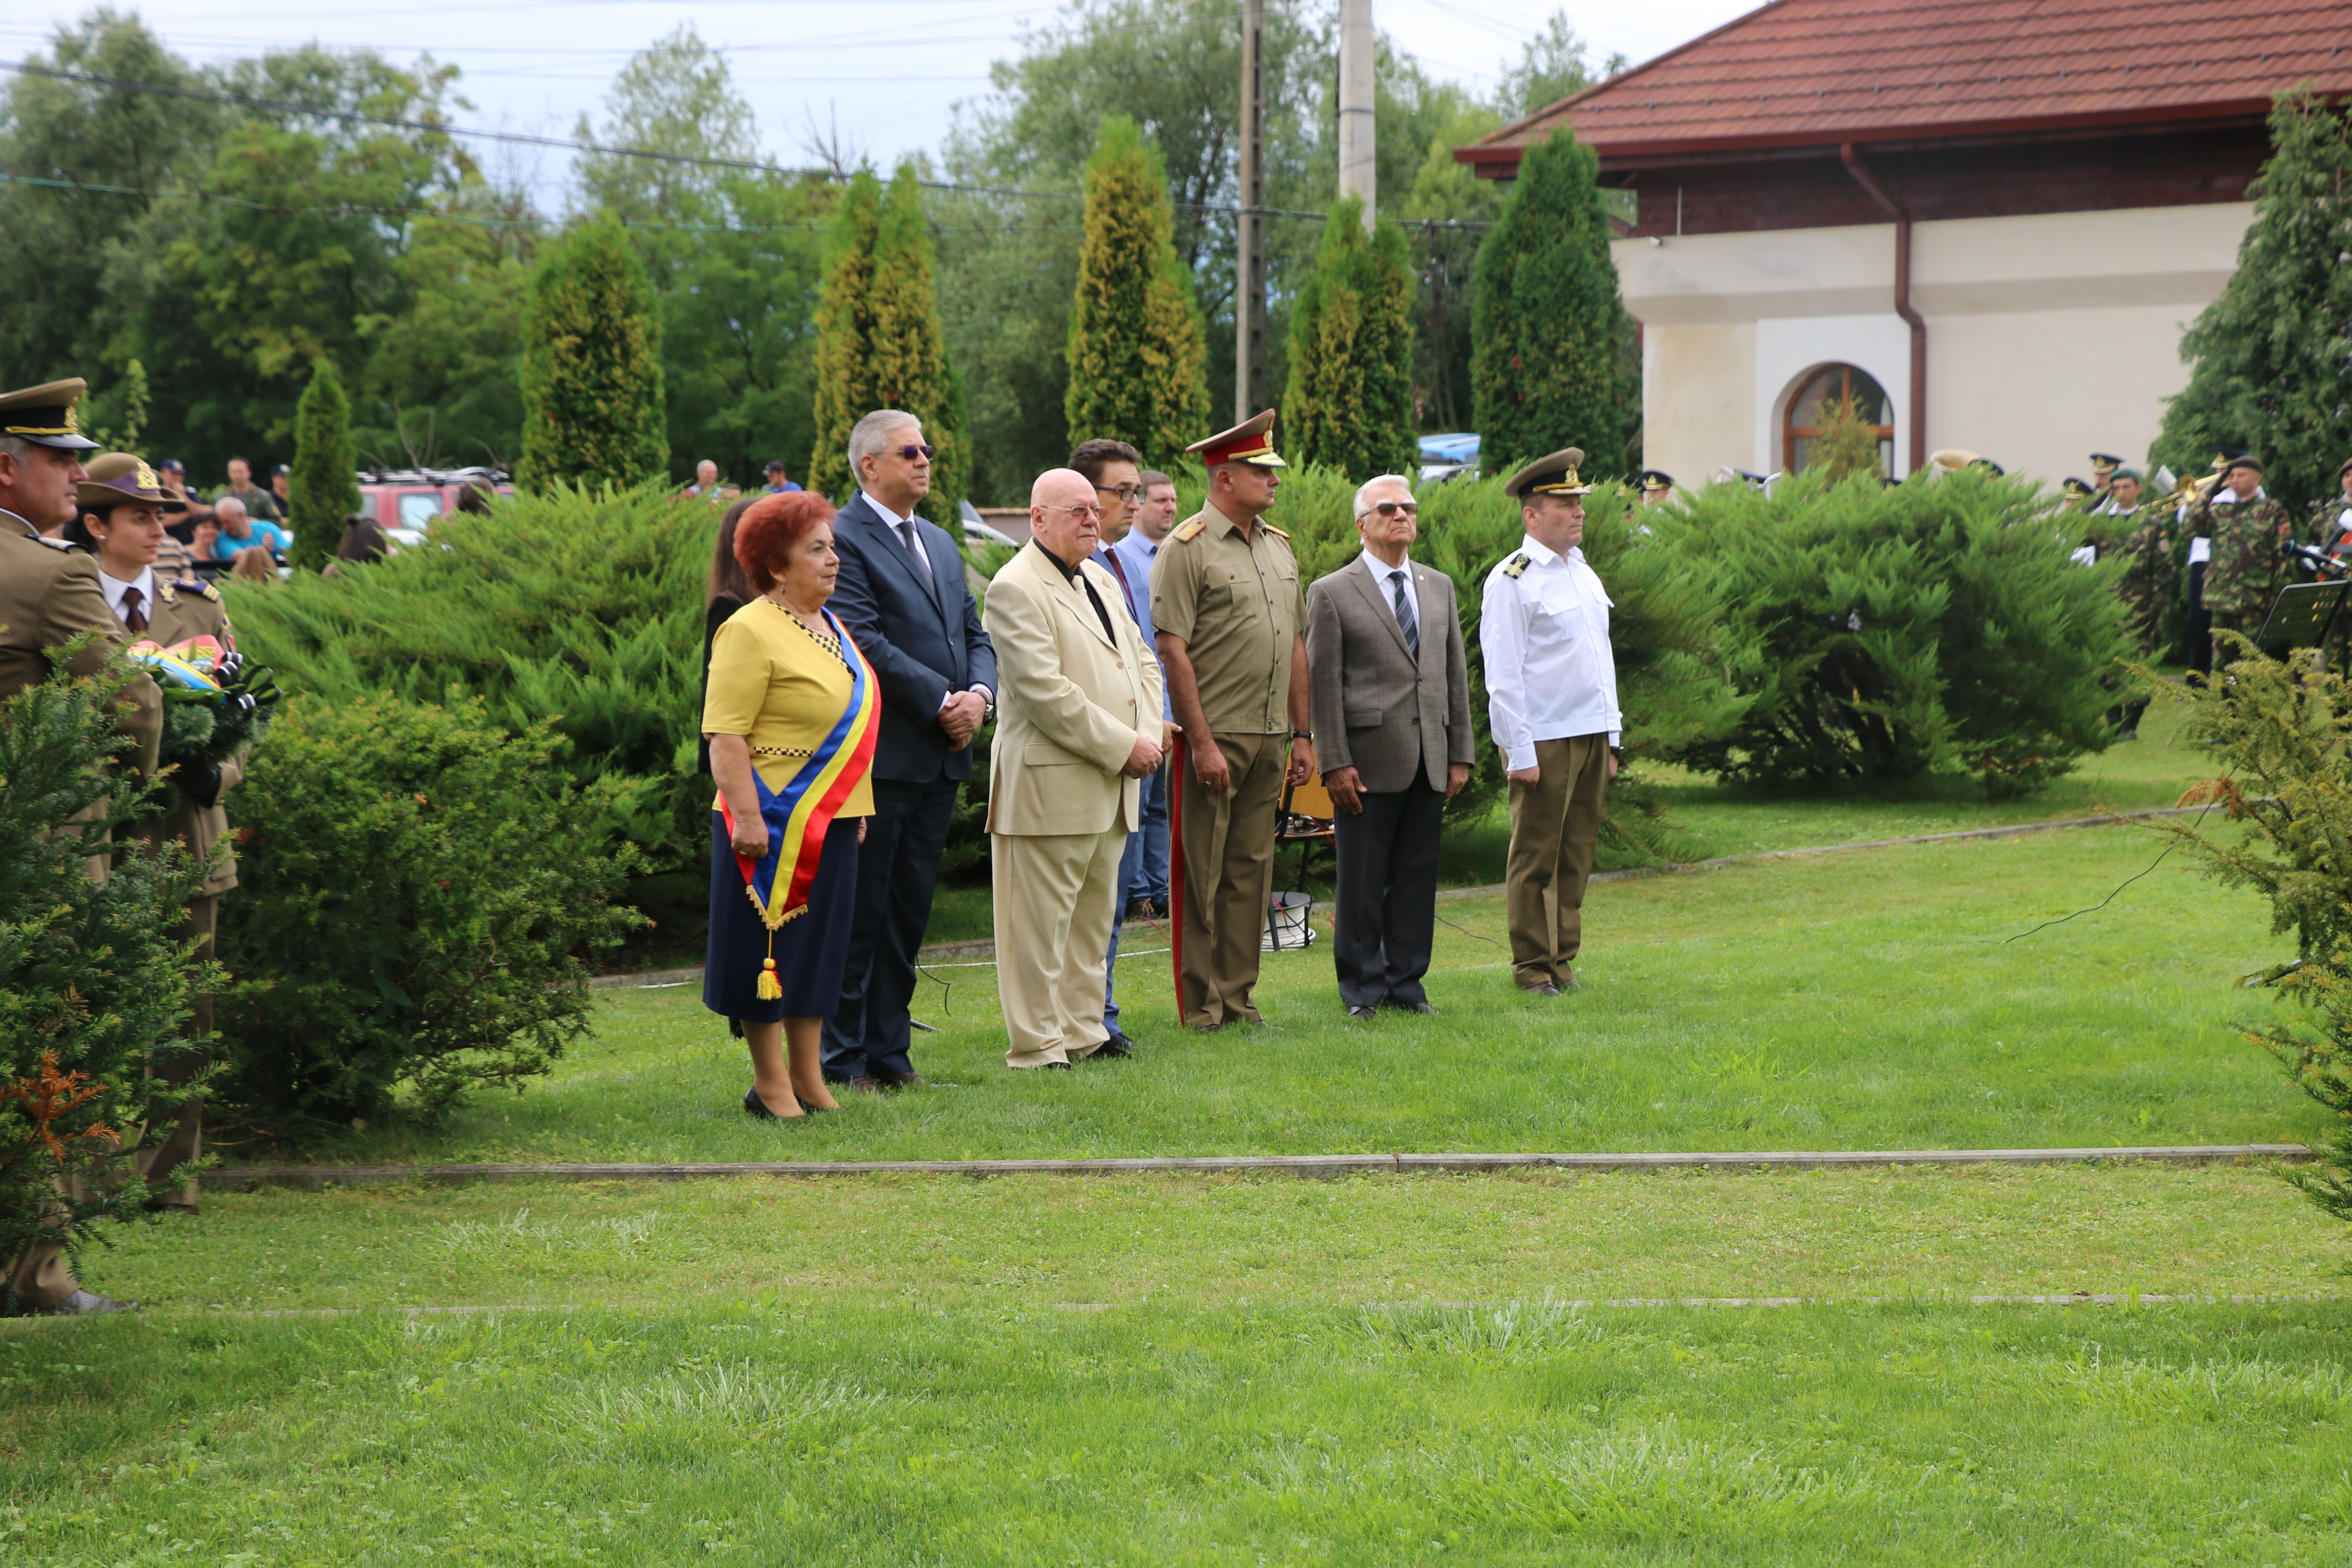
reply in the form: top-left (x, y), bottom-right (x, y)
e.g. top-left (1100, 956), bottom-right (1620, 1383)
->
top-left (821, 409), bottom-right (998, 1090)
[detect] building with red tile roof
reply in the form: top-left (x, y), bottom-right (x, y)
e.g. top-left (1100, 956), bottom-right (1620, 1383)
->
top-left (1456, 0), bottom-right (2352, 488)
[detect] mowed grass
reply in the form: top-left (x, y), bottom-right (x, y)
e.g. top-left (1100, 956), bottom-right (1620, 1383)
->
top-left (10, 1168), bottom-right (2352, 1566)
top-left (248, 818), bottom-right (2322, 1168)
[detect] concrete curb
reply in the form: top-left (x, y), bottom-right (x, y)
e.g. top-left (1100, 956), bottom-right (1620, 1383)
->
top-left (588, 805), bottom-right (2207, 984)
top-left (219, 1142), bottom-right (2311, 1190)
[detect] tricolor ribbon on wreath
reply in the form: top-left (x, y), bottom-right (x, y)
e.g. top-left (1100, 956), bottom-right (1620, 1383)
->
top-left (716, 604), bottom-right (881, 1001)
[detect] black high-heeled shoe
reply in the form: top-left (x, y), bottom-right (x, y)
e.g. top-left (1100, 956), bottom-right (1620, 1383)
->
top-left (744, 1085), bottom-right (805, 1121)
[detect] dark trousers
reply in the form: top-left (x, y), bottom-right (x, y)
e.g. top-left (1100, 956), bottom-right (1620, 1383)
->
top-left (822, 774), bottom-right (957, 1081)
top-left (1330, 769), bottom-right (1446, 1009)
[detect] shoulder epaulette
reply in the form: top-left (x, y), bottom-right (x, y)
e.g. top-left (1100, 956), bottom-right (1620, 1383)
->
top-left (1262, 523), bottom-right (1290, 542)
top-left (1170, 515), bottom-right (1208, 543)
top-left (1502, 552), bottom-right (1532, 579)
top-left (37, 533), bottom-right (77, 552)
top-left (186, 578), bottom-right (221, 602)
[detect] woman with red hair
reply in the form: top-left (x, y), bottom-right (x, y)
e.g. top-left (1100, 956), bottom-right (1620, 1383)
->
top-left (702, 492), bottom-right (879, 1119)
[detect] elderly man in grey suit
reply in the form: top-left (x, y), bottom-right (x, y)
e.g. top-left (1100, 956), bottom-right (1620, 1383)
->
top-left (1305, 474), bottom-right (1473, 1018)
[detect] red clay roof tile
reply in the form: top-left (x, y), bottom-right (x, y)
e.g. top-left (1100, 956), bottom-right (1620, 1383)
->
top-left (1462, 0), bottom-right (2352, 163)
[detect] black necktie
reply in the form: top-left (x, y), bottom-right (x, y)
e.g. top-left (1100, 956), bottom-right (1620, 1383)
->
top-left (1388, 569), bottom-right (1418, 660)
top-left (121, 585), bottom-right (147, 634)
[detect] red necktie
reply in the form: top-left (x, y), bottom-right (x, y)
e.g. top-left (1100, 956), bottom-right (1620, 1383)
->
top-left (121, 585), bottom-right (147, 634)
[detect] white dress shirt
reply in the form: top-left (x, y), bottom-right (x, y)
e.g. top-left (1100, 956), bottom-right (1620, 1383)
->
top-left (1361, 547), bottom-right (1420, 659)
top-left (98, 564), bottom-right (157, 630)
top-left (1480, 534), bottom-right (1620, 773)
top-left (861, 490), bottom-right (932, 575)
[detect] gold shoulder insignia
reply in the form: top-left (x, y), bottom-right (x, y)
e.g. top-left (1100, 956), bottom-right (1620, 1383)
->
top-left (1262, 522), bottom-right (1290, 542)
top-left (1170, 515), bottom-right (1209, 543)
top-left (1502, 553), bottom-right (1531, 580)
top-left (156, 578), bottom-right (179, 605)
top-left (195, 579), bottom-right (222, 602)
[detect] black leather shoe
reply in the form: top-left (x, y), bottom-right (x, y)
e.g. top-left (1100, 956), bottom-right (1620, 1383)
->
top-left (1347, 1004), bottom-right (1378, 1020)
top-left (844, 1076), bottom-right (888, 1095)
top-left (879, 1072), bottom-right (927, 1089)
top-left (1395, 1000), bottom-right (1436, 1015)
top-left (1041, 1061), bottom-right (1075, 1071)
top-left (1521, 982), bottom-right (1562, 998)
top-left (744, 1086), bottom-right (806, 1121)
top-left (1093, 1032), bottom-right (1136, 1058)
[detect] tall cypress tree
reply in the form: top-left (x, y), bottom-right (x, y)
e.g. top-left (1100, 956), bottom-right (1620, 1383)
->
top-left (516, 218), bottom-right (669, 494)
top-left (807, 166), bottom-right (968, 524)
top-left (1064, 116), bottom-right (1210, 468)
top-left (1283, 196), bottom-right (1418, 481)
top-left (289, 357), bottom-right (359, 572)
top-left (807, 170), bottom-right (883, 502)
top-left (1470, 128), bottom-right (1638, 478)
top-left (2156, 91), bottom-right (2352, 512)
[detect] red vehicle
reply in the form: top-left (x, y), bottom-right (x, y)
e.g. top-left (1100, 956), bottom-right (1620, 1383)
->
top-left (355, 467), bottom-right (514, 548)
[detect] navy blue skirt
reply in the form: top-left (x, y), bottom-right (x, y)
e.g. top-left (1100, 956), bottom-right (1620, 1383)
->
top-left (704, 812), bottom-right (860, 1022)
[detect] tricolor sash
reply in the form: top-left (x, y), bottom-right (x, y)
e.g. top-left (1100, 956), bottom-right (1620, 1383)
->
top-left (717, 605), bottom-right (880, 977)
top-left (129, 635), bottom-right (230, 696)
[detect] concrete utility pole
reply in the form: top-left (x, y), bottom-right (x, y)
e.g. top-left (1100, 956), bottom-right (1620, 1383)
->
top-left (1234, 0), bottom-right (1266, 421)
top-left (1336, 0), bottom-right (1375, 232)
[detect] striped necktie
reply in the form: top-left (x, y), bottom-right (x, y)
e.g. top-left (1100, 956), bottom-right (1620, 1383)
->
top-left (1388, 569), bottom-right (1418, 660)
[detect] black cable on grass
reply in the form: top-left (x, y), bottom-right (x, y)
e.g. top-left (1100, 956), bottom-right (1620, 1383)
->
top-left (2001, 792), bottom-right (2222, 946)
top-left (1436, 912), bottom-right (1504, 950)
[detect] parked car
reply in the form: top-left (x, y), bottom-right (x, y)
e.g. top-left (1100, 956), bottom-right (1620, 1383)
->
top-left (959, 498), bottom-right (1023, 550)
top-left (357, 467), bottom-right (514, 548)
top-left (1418, 432), bottom-right (1480, 485)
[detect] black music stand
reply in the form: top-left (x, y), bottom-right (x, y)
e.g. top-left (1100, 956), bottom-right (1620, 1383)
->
top-left (2254, 580), bottom-right (2350, 656)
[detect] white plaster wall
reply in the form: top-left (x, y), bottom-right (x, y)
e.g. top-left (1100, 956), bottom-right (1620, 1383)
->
top-left (1613, 202), bottom-right (2254, 492)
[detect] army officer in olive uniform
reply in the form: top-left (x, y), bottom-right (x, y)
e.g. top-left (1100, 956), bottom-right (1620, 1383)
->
top-left (71, 452), bottom-right (241, 1215)
top-left (0, 380), bottom-right (162, 1316)
top-left (1149, 411), bottom-right (1314, 1032)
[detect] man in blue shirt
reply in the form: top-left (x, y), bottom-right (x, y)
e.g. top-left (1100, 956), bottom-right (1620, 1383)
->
top-left (763, 460), bottom-right (805, 494)
top-left (1112, 469), bottom-right (1175, 914)
top-left (1070, 439), bottom-right (1175, 1053)
top-left (207, 494), bottom-right (288, 564)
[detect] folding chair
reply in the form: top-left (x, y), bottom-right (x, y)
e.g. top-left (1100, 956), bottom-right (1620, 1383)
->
top-left (1266, 769), bottom-right (1337, 950)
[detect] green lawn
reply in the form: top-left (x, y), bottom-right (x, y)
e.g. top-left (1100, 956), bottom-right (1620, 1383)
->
top-left (242, 818), bottom-right (2321, 1169)
top-left (10, 1168), bottom-right (2350, 1566)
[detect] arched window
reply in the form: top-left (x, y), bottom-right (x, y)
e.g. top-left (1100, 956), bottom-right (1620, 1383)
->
top-left (1783, 364), bottom-right (1894, 475)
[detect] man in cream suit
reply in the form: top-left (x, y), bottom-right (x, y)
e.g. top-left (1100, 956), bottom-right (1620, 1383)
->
top-left (1304, 474), bottom-right (1472, 1017)
top-left (986, 469), bottom-right (1167, 1069)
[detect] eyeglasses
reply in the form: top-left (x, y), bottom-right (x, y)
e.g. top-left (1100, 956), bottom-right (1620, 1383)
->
top-left (1095, 484), bottom-right (1140, 502)
top-left (894, 443), bottom-right (936, 462)
top-left (1360, 500), bottom-right (1420, 519)
top-left (1044, 503), bottom-right (1105, 520)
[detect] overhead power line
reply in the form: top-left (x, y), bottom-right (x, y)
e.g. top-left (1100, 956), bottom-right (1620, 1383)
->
top-left (0, 59), bottom-right (1491, 230)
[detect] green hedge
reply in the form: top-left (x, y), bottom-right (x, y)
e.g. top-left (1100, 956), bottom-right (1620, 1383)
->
top-left (217, 692), bottom-right (641, 1128)
top-left (1665, 468), bottom-right (2131, 798)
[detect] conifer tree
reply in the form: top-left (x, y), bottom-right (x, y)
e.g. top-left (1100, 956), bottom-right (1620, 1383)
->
top-left (1283, 195), bottom-right (1417, 480)
top-left (1064, 116), bottom-right (1210, 468)
top-left (807, 171), bottom-right (883, 502)
top-left (1809, 393), bottom-right (1885, 484)
top-left (516, 218), bottom-right (669, 494)
top-left (2156, 91), bottom-right (2352, 511)
top-left (1470, 128), bottom-right (1638, 477)
top-left (808, 165), bottom-right (968, 523)
top-left (288, 357), bottom-right (359, 573)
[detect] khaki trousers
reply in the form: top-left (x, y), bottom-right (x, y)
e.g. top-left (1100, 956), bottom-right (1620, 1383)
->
top-left (1171, 731), bottom-right (1286, 1029)
top-left (993, 827), bottom-right (1128, 1067)
top-left (1506, 734), bottom-right (1611, 989)
top-left (136, 892), bottom-right (214, 1210)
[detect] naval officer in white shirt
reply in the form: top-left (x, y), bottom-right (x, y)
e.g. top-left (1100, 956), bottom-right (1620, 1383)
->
top-left (1481, 448), bottom-right (1621, 997)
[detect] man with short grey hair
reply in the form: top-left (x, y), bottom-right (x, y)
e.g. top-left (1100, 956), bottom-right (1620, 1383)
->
top-left (1305, 475), bottom-right (1471, 1017)
top-left (821, 409), bottom-right (998, 1091)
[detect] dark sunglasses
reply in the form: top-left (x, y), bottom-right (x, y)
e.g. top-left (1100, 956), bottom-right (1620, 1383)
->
top-left (1365, 500), bottom-right (1420, 519)
top-left (894, 443), bottom-right (936, 462)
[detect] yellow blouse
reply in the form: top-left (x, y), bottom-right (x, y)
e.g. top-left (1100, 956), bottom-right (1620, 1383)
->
top-left (701, 600), bottom-right (876, 818)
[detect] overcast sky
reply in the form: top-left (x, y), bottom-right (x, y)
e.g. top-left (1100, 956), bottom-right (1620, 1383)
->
top-left (6, 0), bottom-right (1753, 196)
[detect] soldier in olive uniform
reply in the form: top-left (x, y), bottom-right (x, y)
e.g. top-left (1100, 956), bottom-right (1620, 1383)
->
top-left (2106, 471), bottom-right (2171, 738)
top-left (70, 453), bottom-right (243, 1214)
top-left (1149, 411), bottom-right (1314, 1032)
top-left (2189, 454), bottom-right (2293, 660)
top-left (2310, 455), bottom-right (2352, 561)
top-left (0, 381), bottom-right (162, 1316)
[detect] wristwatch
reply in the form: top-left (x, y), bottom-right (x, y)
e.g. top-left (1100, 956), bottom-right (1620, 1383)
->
top-left (1292, 729), bottom-right (1312, 741)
